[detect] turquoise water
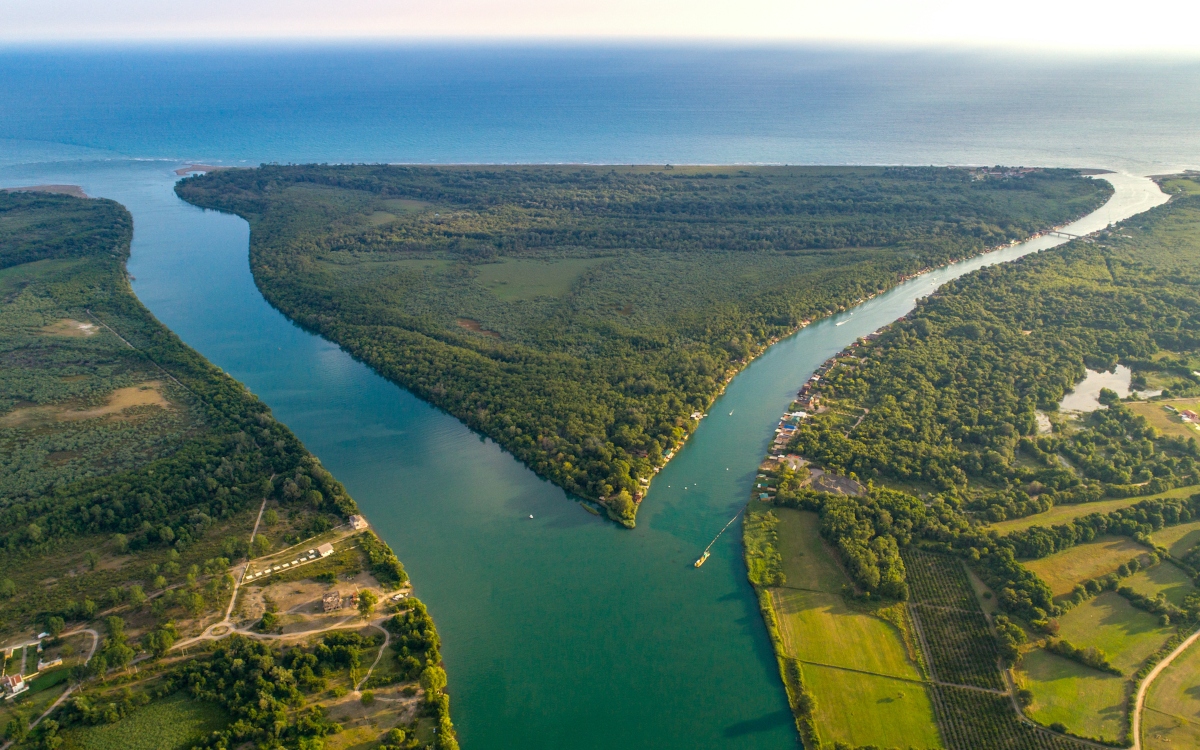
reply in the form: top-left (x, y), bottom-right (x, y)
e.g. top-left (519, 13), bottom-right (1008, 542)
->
top-left (0, 44), bottom-right (1191, 748)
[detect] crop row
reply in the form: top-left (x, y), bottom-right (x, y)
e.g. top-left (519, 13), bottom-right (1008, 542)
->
top-left (929, 685), bottom-right (1094, 750)
top-left (915, 604), bottom-right (1005, 690)
top-left (903, 548), bottom-right (979, 610)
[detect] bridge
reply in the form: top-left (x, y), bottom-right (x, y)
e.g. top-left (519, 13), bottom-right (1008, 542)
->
top-left (1047, 229), bottom-right (1093, 243)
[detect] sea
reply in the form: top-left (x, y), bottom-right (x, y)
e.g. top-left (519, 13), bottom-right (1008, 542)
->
top-left (1, 44), bottom-right (1198, 750)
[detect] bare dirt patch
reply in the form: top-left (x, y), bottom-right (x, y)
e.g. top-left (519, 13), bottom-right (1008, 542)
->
top-left (0, 381), bottom-right (169, 427)
top-left (456, 318), bottom-right (501, 338)
top-left (40, 318), bottom-right (98, 337)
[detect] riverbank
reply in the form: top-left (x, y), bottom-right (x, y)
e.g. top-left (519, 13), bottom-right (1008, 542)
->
top-left (740, 172), bottom-right (1169, 746)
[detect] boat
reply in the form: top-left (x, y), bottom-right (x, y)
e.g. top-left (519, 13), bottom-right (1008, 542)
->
top-left (694, 551), bottom-right (710, 568)
top-left (836, 320), bottom-right (848, 326)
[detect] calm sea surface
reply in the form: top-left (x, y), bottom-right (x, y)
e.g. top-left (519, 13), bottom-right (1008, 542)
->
top-left (0, 45), bottom-right (1193, 748)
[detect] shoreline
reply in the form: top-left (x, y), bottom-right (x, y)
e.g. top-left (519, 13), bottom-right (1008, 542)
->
top-left (625, 211), bottom-right (1099, 526)
top-left (740, 173), bottom-right (1167, 746)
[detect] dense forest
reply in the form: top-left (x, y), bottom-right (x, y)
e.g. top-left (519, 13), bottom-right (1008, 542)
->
top-left (176, 165), bottom-right (1109, 524)
top-left (791, 187), bottom-right (1200, 523)
top-left (0, 191), bottom-right (454, 747)
top-left (778, 178), bottom-right (1200, 624)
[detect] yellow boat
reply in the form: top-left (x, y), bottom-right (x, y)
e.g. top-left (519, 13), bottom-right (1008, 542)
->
top-left (695, 550), bottom-right (710, 568)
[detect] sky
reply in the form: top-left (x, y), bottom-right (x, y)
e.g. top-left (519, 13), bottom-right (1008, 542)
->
top-left (2, 0), bottom-right (1197, 52)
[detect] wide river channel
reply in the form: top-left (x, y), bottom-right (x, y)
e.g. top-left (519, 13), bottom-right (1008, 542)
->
top-left (0, 162), bottom-right (1169, 748)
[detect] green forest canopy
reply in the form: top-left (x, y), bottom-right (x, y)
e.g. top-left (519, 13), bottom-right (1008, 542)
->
top-left (176, 165), bottom-right (1109, 525)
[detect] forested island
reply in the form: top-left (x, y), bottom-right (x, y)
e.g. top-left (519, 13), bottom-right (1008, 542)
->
top-left (745, 174), bottom-right (1200, 749)
top-left (176, 165), bottom-right (1109, 525)
top-left (0, 191), bottom-right (456, 750)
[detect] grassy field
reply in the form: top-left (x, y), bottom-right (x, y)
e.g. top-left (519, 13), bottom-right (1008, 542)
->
top-left (1124, 562), bottom-right (1198, 607)
top-left (1127, 399), bottom-right (1200, 442)
top-left (1152, 519), bottom-right (1200, 558)
top-left (801, 663), bottom-right (943, 750)
top-left (1142, 638), bottom-right (1200, 750)
top-left (989, 486), bottom-right (1199, 535)
top-left (60, 693), bottom-right (228, 750)
top-left (1018, 648), bottom-right (1127, 743)
top-left (474, 257), bottom-right (606, 301)
top-left (1056, 592), bottom-right (1174, 674)
top-left (1023, 536), bottom-right (1150, 597)
top-left (769, 509), bottom-right (939, 748)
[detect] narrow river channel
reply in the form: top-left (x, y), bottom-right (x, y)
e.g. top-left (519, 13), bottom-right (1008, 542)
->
top-left (0, 162), bottom-right (1167, 749)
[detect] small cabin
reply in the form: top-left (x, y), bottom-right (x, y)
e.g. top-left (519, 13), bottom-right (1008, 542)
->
top-left (349, 515), bottom-right (368, 531)
top-left (317, 543), bottom-right (335, 558)
top-left (322, 591), bottom-right (342, 612)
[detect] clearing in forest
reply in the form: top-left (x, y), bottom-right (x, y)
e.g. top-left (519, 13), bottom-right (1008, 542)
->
top-left (475, 257), bottom-right (606, 301)
top-left (989, 485), bottom-right (1199, 535)
top-left (1023, 536), bottom-right (1151, 597)
top-left (1017, 648), bottom-right (1127, 744)
top-left (59, 693), bottom-right (228, 750)
top-left (1122, 561), bottom-right (1198, 607)
top-left (1151, 518), bottom-right (1200, 558)
top-left (1056, 592), bottom-right (1175, 674)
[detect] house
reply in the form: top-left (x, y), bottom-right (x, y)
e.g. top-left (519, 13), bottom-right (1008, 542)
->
top-left (317, 543), bottom-right (335, 558)
top-left (322, 591), bottom-right (342, 612)
top-left (1182, 410), bottom-right (1198, 422)
top-left (2, 674), bottom-right (27, 698)
top-left (349, 515), bottom-right (368, 531)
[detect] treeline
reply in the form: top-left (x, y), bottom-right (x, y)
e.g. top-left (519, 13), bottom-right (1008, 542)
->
top-left (791, 196), bottom-right (1200, 522)
top-left (176, 165), bottom-right (1108, 523)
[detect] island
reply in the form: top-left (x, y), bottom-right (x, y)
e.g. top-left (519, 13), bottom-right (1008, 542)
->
top-left (0, 190), bottom-right (457, 750)
top-left (175, 164), bottom-right (1110, 526)
top-left (745, 173), bottom-right (1200, 749)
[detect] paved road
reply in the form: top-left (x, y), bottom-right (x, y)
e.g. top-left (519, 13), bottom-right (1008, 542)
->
top-left (1132, 626), bottom-right (1200, 750)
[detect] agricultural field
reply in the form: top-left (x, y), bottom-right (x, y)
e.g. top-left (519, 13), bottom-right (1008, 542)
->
top-left (1142, 638), bottom-right (1200, 750)
top-left (800, 663), bottom-right (943, 750)
top-left (1056, 592), bottom-right (1175, 674)
top-left (1017, 648), bottom-right (1127, 744)
top-left (1023, 536), bottom-right (1150, 597)
top-left (903, 550), bottom-right (1004, 691)
top-left (929, 685), bottom-right (1094, 750)
top-left (989, 485), bottom-right (1199, 535)
top-left (767, 508), bottom-right (939, 748)
top-left (1152, 518), bottom-right (1200, 558)
top-left (1127, 398), bottom-right (1200, 442)
top-left (58, 693), bottom-right (228, 750)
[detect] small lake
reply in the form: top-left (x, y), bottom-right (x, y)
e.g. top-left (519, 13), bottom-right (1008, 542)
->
top-left (1059, 365), bottom-right (1161, 412)
top-left (0, 159), bottom-right (1167, 749)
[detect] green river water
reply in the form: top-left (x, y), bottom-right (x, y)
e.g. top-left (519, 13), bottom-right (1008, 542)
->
top-left (0, 161), bottom-right (1166, 749)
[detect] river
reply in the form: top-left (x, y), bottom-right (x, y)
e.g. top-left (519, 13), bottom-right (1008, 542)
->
top-left (0, 161), bottom-right (1167, 748)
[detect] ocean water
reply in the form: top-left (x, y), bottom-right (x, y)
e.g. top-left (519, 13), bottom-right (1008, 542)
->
top-left (1, 44), bottom-right (1199, 172)
top-left (0, 44), bottom-right (1194, 749)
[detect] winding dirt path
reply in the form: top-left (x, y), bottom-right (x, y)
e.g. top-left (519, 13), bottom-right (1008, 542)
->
top-left (1132, 626), bottom-right (1200, 750)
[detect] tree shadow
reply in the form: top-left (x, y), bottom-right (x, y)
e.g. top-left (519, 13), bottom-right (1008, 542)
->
top-left (723, 708), bottom-right (796, 737)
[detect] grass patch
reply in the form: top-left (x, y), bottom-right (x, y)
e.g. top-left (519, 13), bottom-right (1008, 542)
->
top-left (1023, 535), bottom-right (1150, 597)
top-left (774, 508), bottom-right (845, 593)
top-left (1128, 399), bottom-right (1200, 442)
top-left (1056, 591), bottom-right (1174, 674)
top-left (800, 663), bottom-right (942, 749)
top-left (474, 257), bottom-right (605, 301)
top-left (1124, 562), bottom-right (1198, 607)
top-left (1018, 648), bottom-right (1127, 743)
top-left (989, 485), bottom-right (1199, 534)
top-left (772, 588), bottom-right (922, 680)
top-left (1143, 637), bottom-right (1200, 750)
top-left (1152, 519), bottom-right (1200, 558)
top-left (60, 693), bottom-right (228, 750)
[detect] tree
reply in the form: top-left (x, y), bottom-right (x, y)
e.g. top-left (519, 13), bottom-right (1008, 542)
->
top-left (111, 533), bottom-right (129, 554)
top-left (128, 585), bottom-right (147, 608)
top-left (420, 665), bottom-right (447, 698)
top-left (47, 616), bottom-right (65, 637)
top-left (0, 578), bottom-right (14, 598)
top-left (357, 590), bottom-right (378, 619)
